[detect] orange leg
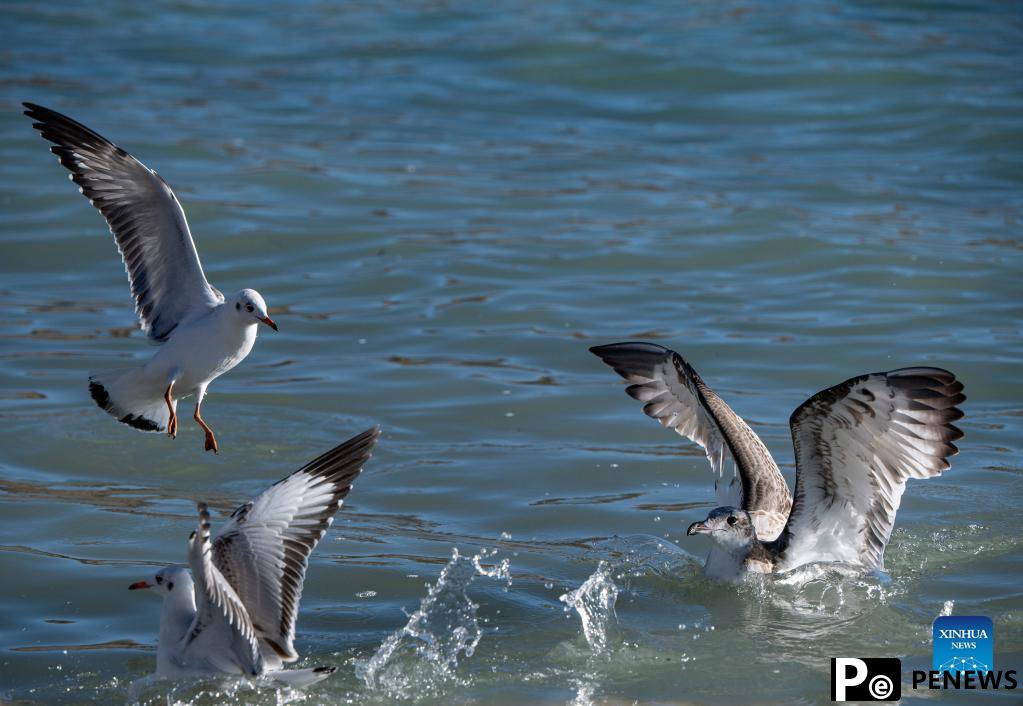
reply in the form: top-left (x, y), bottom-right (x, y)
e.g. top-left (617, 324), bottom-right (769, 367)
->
top-left (194, 403), bottom-right (218, 454)
top-left (164, 383), bottom-right (177, 438)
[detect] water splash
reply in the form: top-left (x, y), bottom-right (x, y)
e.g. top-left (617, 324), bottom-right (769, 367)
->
top-left (940, 599), bottom-right (955, 616)
top-left (753, 561), bottom-right (900, 616)
top-left (357, 547), bottom-right (511, 698)
top-left (585, 535), bottom-right (702, 585)
top-left (126, 673), bottom-right (304, 706)
top-left (559, 561), bottom-right (620, 654)
top-left (569, 679), bottom-right (597, 706)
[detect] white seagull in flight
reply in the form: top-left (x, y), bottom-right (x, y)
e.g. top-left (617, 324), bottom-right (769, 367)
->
top-left (24, 103), bottom-right (278, 453)
top-left (128, 426), bottom-right (379, 686)
top-left (591, 343), bottom-right (965, 581)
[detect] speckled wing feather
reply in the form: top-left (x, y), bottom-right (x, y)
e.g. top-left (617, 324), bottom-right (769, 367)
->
top-left (776, 367), bottom-right (965, 571)
top-left (23, 103), bottom-right (223, 342)
top-left (211, 427), bottom-right (380, 666)
top-left (186, 503), bottom-right (262, 676)
top-left (590, 342), bottom-right (791, 540)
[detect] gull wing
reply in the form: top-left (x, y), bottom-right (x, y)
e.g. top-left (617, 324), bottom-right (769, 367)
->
top-left (211, 426), bottom-right (380, 665)
top-left (776, 367), bottom-right (965, 571)
top-left (24, 103), bottom-right (223, 342)
top-left (186, 503), bottom-right (262, 676)
top-left (590, 342), bottom-right (791, 540)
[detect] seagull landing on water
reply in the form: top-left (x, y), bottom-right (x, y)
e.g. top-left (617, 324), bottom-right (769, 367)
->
top-left (591, 343), bottom-right (965, 581)
top-left (23, 103), bottom-right (278, 453)
top-left (128, 426), bottom-right (379, 687)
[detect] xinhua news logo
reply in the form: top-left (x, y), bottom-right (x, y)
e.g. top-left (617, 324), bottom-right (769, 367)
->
top-left (911, 615), bottom-right (1017, 691)
top-left (932, 615), bottom-right (993, 673)
top-left (831, 658), bottom-right (901, 702)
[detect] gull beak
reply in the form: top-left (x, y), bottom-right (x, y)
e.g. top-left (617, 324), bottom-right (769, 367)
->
top-left (129, 580), bottom-right (153, 590)
top-left (259, 315), bottom-right (278, 332)
top-left (687, 521), bottom-right (709, 536)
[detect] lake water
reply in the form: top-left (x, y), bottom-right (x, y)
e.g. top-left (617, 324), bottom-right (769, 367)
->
top-left (1, 2), bottom-right (1021, 704)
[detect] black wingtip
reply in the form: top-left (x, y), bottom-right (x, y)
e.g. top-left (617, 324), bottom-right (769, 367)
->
top-left (280, 424), bottom-right (382, 490)
top-left (348, 425), bottom-right (383, 452)
top-left (590, 342), bottom-right (631, 356)
top-left (590, 341), bottom-right (671, 358)
top-left (21, 102), bottom-right (118, 157)
top-left (589, 342), bottom-right (680, 381)
top-left (22, 102), bottom-right (59, 126)
top-left (313, 666), bottom-right (337, 674)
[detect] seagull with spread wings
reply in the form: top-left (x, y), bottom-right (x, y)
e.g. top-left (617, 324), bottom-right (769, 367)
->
top-left (24, 103), bottom-right (278, 453)
top-left (591, 343), bottom-right (965, 581)
top-left (128, 426), bottom-right (379, 686)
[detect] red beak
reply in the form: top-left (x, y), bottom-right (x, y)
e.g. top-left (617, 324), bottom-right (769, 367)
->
top-left (129, 581), bottom-right (153, 590)
top-left (259, 315), bottom-right (278, 331)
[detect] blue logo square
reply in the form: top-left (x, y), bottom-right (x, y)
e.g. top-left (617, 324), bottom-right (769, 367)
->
top-left (932, 616), bottom-right (994, 674)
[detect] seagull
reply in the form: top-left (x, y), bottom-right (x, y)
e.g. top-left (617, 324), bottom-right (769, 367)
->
top-left (590, 343), bottom-right (965, 581)
top-left (23, 102), bottom-right (278, 453)
top-left (128, 426), bottom-right (380, 686)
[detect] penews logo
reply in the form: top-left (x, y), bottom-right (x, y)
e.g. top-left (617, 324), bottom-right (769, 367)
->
top-left (831, 658), bottom-right (901, 701)
top-left (932, 615), bottom-right (993, 673)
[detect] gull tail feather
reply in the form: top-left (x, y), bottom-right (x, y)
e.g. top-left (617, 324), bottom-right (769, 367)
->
top-left (268, 666), bottom-right (337, 688)
top-left (88, 367), bottom-right (171, 433)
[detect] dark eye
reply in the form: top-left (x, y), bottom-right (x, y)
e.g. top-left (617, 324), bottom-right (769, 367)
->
top-left (235, 302), bottom-right (240, 310)
top-left (167, 581), bottom-right (174, 591)
top-left (245, 304), bottom-right (254, 313)
top-left (155, 575), bottom-right (163, 584)
top-left (727, 516), bottom-right (737, 526)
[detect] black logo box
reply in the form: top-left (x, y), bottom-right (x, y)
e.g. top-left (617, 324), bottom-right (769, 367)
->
top-left (831, 658), bottom-right (902, 702)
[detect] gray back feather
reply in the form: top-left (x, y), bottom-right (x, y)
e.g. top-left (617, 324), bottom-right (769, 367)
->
top-left (211, 427), bottom-right (380, 664)
top-left (24, 103), bottom-right (223, 342)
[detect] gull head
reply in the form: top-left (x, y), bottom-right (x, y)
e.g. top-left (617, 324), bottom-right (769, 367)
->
top-left (687, 506), bottom-right (756, 550)
top-left (231, 289), bottom-right (277, 331)
top-left (128, 566), bottom-right (192, 597)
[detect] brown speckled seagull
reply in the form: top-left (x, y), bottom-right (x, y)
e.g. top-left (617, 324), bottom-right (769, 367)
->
top-left (591, 343), bottom-right (965, 581)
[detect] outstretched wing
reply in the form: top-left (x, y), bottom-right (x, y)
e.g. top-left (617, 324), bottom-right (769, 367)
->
top-left (24, 103), bottom-right (223, 342)
top-left (590, 342), bottom-right (791, 540)
top-left (777, 367), bottom-right (965, 571)
top-left (211, 426), bottom-right (380, 665)
top-left (186, 503), bottom-right (262, 676)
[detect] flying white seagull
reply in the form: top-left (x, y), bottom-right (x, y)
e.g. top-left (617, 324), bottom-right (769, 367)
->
top-left (128, 426), bottom-right (379, 686)
top-left (591, 343), bottom-right (965, 581)
top-left (24, 103), bottom-right (278, 453)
